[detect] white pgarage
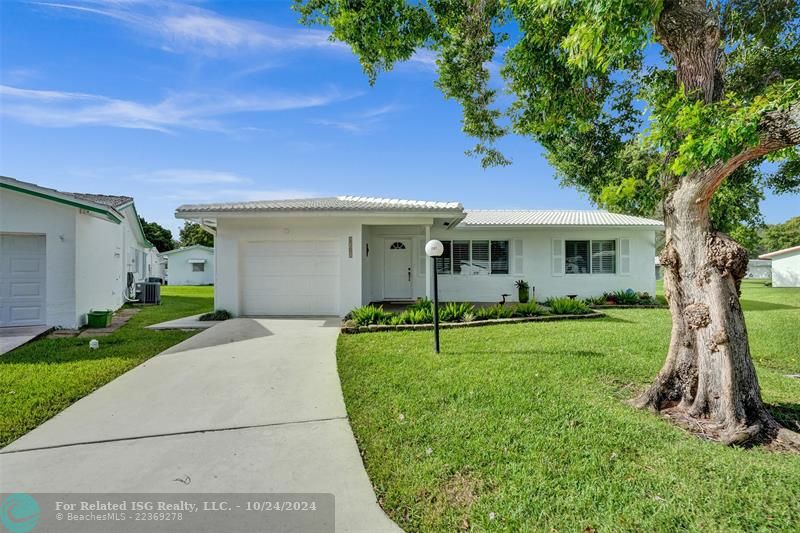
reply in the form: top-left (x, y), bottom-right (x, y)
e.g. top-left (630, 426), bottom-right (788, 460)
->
top-left (0, 234), bottom-right (46, 326)
top-left (240, 240), bottom-right (340, 316)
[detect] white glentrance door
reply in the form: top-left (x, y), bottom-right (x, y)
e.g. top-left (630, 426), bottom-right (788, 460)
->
top-left (384, 239), bottom-right (412, 300)
top-left (239, 240), bottom-right (340, 316)
top-left (0, 234), bottom-right (46, 327)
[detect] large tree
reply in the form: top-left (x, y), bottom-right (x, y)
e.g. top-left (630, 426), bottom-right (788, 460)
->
top-left (762, 215), bottom-right (800, 251)
top-left (296, 0), bottom-right (800, 446)
top-left (179, 221), bottom-right (214, 248)
top-left (139, 217), bottom-right (176, 252)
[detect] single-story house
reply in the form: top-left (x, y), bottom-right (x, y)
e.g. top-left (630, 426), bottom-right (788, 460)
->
top-left (0, 176), bottom-right (156, 328)
top-left (175, 196), bottom-right (663, 317)
top-left (759, 245), bottom-right (800, 287)
top-left (161, 245), bottom-right (214, 286)
top-left (745, 259), bottom-right (772, 279)
top-left (148, 252), bottom-right (167, 282)
top-left (658, 257), bottom-right (773, 280)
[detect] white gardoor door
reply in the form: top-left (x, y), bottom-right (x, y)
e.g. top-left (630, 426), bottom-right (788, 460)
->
top-left (240, 240), bottom-right (340, 316)
top-left (0, 234), bottom-right (46, 326)
top-left (384, 239), bottom-right (412, 300)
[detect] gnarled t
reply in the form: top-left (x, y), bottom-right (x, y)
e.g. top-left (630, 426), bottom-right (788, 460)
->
top-left (631, 179), bottom-right (765, 444)
top-left (633, 166), bottom-right (800, 446)
top-left (629, 0), bottom-right (800, 447)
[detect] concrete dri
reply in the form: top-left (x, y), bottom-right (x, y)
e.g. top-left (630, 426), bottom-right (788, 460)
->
top-left (0, 318), bottom-right (402, 533)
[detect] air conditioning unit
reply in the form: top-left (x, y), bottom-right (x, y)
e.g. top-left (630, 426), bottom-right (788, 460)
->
top-left (135, 282), bottom-right (161, 304)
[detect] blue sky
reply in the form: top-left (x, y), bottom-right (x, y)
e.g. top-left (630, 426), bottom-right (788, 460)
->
top-left (1, 0), bottom-right (796, 236)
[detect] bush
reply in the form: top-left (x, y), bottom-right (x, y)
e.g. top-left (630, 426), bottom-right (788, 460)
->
top-left (591, 290), bottom-right (660, 306)
top-left (395, 308), bottom-right (433, 324)
top-left (475, 304), bottom-right (515, 320)
top-left (512, 302), bottom-right (548, 317)
top-left (584, 295), bottom-right (607, 306)
top-left (199, 309), bottom-right (232, 321)
top-left (439, 302), bottom-right (475, 322)
top-left (408, 297), bottom-right (433, 313)
top-left (545, 297), bottom-right (592, 315)
top-left (613, 289), bottom-right (640, 305)
top-left (349, 305), bottom-right (393, 326)
top-left (392, 311), bottom-right (409, 325)
top-left (602, 292), bottom-right (617, 304)
top-left (411, 308), bottom-right (433, 324)
top-left (637, 291), bottom-right (656, 304)
top-left (473, 307), bottom-right (492, 321)
top-left (494, 305), bottom-right (516, 318)
top-left (346, 297), bottom-right (591, 328)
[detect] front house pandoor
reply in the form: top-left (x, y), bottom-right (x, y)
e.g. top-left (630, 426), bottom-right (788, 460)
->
top-left (384, 239), bottom-right (412, 299)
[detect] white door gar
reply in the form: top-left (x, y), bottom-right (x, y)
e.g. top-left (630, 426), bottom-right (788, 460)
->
top-left (0, 234), bottom-right (46, 327)
top-left (240, 240), bottom-right (340, 316)
top-left (384, 239), bottom-right (412, 300)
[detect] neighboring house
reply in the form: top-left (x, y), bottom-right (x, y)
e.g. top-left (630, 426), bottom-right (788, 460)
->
top-left (161, 245), bottom-right (214, 285)
top-left (745, 259), bottom-right (772, 279)
top-left (0, 176), bottom-right (155, 328)
top-left (759, 246), bottom-right (800, 287)
top-left (176, 196), bottom-right (663, 317)
top-left (658, 258), bottom-right (772, 281)
top-left (146, 249), bottom-right (167, 281)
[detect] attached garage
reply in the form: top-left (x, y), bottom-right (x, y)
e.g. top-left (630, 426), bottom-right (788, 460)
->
top-left (0, 234), bottom-right (46, 326)
top-left (174, 196), bottom-right (468, 317)
top-left (240, 240), bottom-right (340, 316)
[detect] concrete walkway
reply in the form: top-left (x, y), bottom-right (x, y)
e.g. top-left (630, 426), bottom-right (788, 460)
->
top-left (0, 325), bottom-right (51, 355)
top-left (145, 312), bottom-right (221, 330)
top-left (0, 318), bottom-right (401, 533)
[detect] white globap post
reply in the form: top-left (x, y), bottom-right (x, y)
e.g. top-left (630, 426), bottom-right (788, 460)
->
top-left (425, 239), bottom-right (444, 353)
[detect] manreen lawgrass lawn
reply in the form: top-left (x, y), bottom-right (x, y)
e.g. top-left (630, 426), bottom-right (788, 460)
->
top-left (0, 285), bottom-right (213, 447)
top-left (337, 280), bottom-right (800, 531)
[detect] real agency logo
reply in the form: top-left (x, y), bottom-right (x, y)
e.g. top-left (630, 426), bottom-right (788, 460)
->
top-left (0, 493), bottom-right (40, 533)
